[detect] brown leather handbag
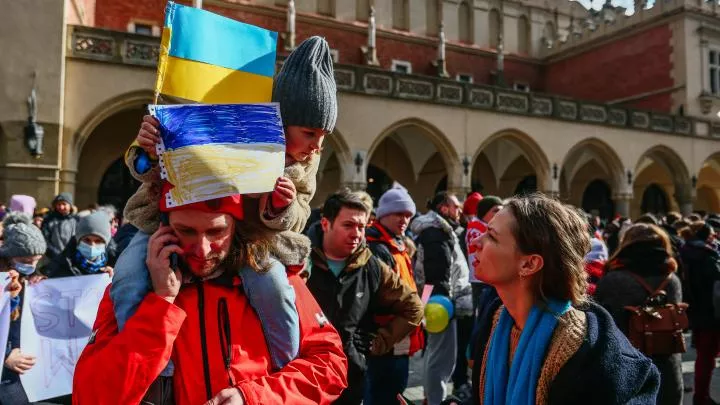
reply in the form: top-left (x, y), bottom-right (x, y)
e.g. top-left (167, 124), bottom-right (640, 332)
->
top-left (623, 273), bottom-right (689, 356)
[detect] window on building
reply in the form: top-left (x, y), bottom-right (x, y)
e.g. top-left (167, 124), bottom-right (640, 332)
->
top-left (318, 0), bottom-right (335, 16)
top-left (357, 0), bottom-right (370, 21)
top-left (543, 21), bottom-right (555, 48)
top-left (513, 82), bottom-right (530, 92)
top-left (459, 1), bottom-right (473, 43)
top-left (457, 74), bottom-right (474, 84)
top-left (133, 23), bottom-right (153, 36)
top-left (517, 15), bottom-right (530, 55)
top-left (710, 49), bottom-right (720, 95)
top-left (393, 0), bottom-right (409, 30)
top-left (489, 8), bottom-right (501, 48)
top-left (392, 60), bottom-right (412, 74)
top-left (427, 0), bottom-right (439, 36)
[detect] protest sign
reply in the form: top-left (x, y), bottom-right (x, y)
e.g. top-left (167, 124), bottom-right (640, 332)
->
top-left (0, 273), bottom-right (11, 362)
top-left (19, 274), bottom-right (110, 402)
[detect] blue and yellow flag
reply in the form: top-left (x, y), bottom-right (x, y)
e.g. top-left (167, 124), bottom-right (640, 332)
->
top-left (155, 1), bottom-right (278, 104)
top-left (152, 103), bottom-right (286, 207)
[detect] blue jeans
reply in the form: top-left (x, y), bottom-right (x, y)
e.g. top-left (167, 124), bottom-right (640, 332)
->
top-left (239, 259), bottom-right (300, 370)
top-left (364, 354), bottom-right (410, 405)
top-left (110, 232), bottom-right (300, 371)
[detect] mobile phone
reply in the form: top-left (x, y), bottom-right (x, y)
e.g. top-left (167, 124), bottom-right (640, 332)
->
top-left (160, 212), bottom-right (179, 271)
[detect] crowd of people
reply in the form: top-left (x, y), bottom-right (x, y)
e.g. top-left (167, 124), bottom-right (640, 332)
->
top-left (1, 34), bottom-right (719, 405)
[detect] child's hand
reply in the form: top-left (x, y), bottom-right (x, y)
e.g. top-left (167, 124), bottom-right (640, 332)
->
top-left (6, 270), bottom-right (22, 297)
top-left (137, 115), bottom-right (161, 156)
top-left (271, 176), bottom-right (296, 211)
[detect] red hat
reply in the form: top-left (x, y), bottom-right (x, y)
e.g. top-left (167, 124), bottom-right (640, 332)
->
top-left (463, 192), bottom-right (483, 216)
top-left (159, 182), bottom-right (244, 221)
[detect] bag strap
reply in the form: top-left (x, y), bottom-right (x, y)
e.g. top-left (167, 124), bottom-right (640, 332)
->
top-left (627, 272), bottom-right (672, 298)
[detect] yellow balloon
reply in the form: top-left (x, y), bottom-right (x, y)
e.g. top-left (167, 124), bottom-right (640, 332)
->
top-left (425, 303), bottom-right (450, 333)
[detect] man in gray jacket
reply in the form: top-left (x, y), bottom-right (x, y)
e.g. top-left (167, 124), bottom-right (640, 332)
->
top-left (411, 191), bottom-right (472, 405)
top-left (41, 192), bottom-right (78, 259)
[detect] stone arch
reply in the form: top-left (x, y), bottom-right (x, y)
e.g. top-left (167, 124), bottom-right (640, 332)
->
top-left (634, 145), bottom-right (692, 216)
top-left (695, 151), bottom-right (720, 214)
top-left (367, 117), bottom-right (459, 206)
top-left (472, 129), bottom-right (551, 197)
top-left (314, 128), bottom-right (353, 206)
top-left (560, 137), bottom-right (625, 206)
top-left (69, 90), bottom-right (154, 171)
top-left (368, 117), bottom-right (459, 177)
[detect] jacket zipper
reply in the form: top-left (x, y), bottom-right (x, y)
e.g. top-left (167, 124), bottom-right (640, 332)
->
top-left (197, 282), bottom-right (213, 401)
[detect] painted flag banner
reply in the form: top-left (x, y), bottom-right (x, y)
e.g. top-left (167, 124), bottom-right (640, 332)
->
top-left (19, 274), bottom-right (111, 402)
top-left (156, 1), bottom-right (278, 104)
top-left (151, 103), bottom-right (286, 207)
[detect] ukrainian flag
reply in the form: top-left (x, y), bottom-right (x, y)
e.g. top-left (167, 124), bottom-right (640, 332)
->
top-left (151, 103), bottom-right (286, 207)
top-left (155, 1), bottom-right (278, 104)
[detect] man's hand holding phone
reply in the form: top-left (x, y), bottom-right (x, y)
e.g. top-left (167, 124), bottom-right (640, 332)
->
top-left (146, 225), bottom-right (184, 304)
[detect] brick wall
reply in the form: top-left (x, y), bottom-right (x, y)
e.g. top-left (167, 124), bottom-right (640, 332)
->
top-left (94, 0), bottom-right (543, 88)
top-left (95, 0), bottom-right (166, 30)
top-left (545, 24), bottom-right (674, 112)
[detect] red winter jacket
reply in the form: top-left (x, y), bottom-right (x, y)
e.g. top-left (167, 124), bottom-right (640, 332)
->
top-left (72, 274), bottom-right (348, 405)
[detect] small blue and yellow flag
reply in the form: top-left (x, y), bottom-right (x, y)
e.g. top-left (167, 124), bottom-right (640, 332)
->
top-left (155, 1), bottom-right (278, 104)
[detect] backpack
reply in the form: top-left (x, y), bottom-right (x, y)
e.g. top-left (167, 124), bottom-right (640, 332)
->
top-left (623, 273), bottom-right (689, 356)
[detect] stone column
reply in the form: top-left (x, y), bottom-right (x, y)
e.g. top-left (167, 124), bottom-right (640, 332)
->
top-left (340, 150), bottom-right (368, 191)
top-left (612, 193), bottom-right (633, 218)
top-left (676, 184), bottom-right (695, 216)
top-left (447, 158), bottom-right (469, 198)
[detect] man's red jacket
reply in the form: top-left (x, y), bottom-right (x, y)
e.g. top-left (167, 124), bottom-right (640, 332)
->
top-left (72, 274), bottom-right (348, 404)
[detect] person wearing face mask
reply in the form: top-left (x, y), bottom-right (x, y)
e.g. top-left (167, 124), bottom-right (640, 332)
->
top-left (42, 211), bottom-right (113, 279)
top-left (0, 213), bottom-right (47, 404)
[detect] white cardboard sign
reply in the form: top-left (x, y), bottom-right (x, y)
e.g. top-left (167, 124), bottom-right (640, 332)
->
top-left (19, 274), bottom-right (110, 402)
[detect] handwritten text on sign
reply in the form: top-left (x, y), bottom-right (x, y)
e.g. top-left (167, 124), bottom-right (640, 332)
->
top-left (19, 274), bottom-right (110, 402)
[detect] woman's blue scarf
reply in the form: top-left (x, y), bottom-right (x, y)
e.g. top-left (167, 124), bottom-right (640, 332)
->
top-left (483, 299), bottom-right (571, 405)
top-left (74, 250), bottom-right (108, 273)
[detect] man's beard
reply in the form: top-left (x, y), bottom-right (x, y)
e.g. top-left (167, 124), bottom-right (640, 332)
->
top-left (186, 252), bottom-right (226, 277)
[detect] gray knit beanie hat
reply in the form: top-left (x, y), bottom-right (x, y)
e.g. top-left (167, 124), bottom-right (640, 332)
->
top-left (75, 211), bottom-right (112, 244)
top-left (273, 36), bottom-right (337, 132)
top-left (0, 218), bottom-right (47, 258)
top-left (377, 187), bottom-right (416, 219)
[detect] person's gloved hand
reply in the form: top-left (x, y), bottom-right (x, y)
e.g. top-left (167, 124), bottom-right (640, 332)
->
top-left (352, 330), bottom-right (377, 355)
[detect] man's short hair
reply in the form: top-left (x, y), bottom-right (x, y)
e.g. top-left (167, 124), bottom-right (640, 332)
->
top-left (427, 191), bottom-right (455, 212)
top-left (322, 189), bottom-right (371, 223)
top-left (665, 212), bottom-right (681, 226)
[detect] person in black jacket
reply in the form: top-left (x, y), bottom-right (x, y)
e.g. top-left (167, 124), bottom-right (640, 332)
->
top-left (306, 190), bottom-right (423, 405)
top-left (41, 193), bottom-right (78, 260)
top-left (0, 215), bottom-right (47, 404)
top-left (469, 193), bottom-right (659, 405)
top-left (595, 223), bottom-right (684, 405)
top-left (410, 192), bottom-right (472, 405)
top-left (42, 211), bottom-right (113, 279)
top-left (681, 221), bottom-right (720, 405)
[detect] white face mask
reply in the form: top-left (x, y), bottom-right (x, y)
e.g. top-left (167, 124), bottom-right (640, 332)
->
top-left (78, 242), bottom-right (106, 260)
top-left (13, 261), bottom-right (36, 276)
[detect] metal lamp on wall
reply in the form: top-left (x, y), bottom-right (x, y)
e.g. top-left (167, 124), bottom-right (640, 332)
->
top-left (24, 74), bottom-right (44, 158)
